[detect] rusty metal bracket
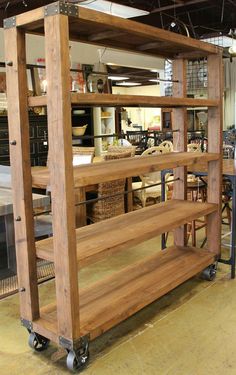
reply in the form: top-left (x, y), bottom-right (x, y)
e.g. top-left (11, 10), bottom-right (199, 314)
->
top-left (59, 334), bottom-right (90, 351)
top-left (21, 318), bottom-right (33, 331)
top-left (44, 1), bottom-right (78, 18)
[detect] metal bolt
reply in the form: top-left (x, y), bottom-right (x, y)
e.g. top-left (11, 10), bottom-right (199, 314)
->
top-left (19, 287), bottom-right (25, 292)
top-left (15, 216), bottom-right (21, 221)
top-left (6, 61), bottom-right (13, 67)
top-left (10, 140), bottom-right (16, 145)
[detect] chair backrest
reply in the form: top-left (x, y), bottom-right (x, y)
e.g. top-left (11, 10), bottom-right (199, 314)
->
top-left (141, 146), bottom-right (169, 184)
top-left (159, 140), bottom-right (173, 152)
top-left (187, 143), bottom-right (201, 152)
top-left (126, 130), bottom-right (148, 154)
top-left (223, 144), bottom-right (234, 159)
top-left (107, 145), bottom-right (136, 157)
top-left (142, 145), bottom-right (170, 156)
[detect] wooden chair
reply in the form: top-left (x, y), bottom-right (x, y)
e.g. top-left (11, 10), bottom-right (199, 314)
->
top-left (159, 140), bottom-right (173, 152)
top-left (87, 151), bottom-right (131, 222)
top-left (126, 130), bottom-right (148, 154)
top-left (187, 143), bottom-right (201, 152)
top-left (132, 146), bottom-right (170, 207)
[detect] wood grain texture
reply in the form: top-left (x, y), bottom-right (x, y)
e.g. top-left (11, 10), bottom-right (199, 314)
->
top-left (4, 27), bottom-right (39, 321)
top-left (28, 94), bottom-right (219, 108)
top-left (11, 3), bottom-right (220, 57)
top-left (207, 53), bottom-right (223, 257)
top-left (172, 59), bottom-right (188, 246)
top-left (44, 14), bottom-right (80, 340)
top-left (31, 152), bottom-right (219, 189)
top-left (34, 245), bottom-right (215, 342)
top-left (36, 199), bottom-right (217, 267)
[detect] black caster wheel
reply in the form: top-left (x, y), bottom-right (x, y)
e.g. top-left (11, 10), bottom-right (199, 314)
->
top-left (201, 264), bottom-right (217, 281)
top-left (28, 332), bottom-right (50, 352)
top-left (66, 350), bottom-right (89, 372)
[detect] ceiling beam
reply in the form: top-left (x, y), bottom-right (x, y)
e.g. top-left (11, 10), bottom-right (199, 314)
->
top-left (151, 0), bottom-right (209, 13)
top-left (227, 0), bottom-right (236, 8)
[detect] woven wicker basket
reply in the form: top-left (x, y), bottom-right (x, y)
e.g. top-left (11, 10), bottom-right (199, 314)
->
top-left (88, 151), bottom-right (131, 222)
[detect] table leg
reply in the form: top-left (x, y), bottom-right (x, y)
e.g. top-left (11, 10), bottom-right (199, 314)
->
top-left (161, 170), bottom-right (166, 249)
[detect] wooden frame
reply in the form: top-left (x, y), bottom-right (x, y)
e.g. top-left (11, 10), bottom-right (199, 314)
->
top-left (4, 1), bottom-right (223, 370)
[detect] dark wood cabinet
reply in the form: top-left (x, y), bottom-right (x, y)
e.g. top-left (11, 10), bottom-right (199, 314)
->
top-left (0, 109), bottom-right (94, 166)
top-left (0, 113), bottom-right (48, 166)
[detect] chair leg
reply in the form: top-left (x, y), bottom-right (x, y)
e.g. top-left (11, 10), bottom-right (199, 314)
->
top-left (191, 220), bottom-right (196, 247)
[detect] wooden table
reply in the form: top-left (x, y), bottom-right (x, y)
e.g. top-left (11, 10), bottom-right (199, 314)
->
top-left (0, 187), bottom-right (50, 278)
top-left (191, 159), bottom-right (236, 279)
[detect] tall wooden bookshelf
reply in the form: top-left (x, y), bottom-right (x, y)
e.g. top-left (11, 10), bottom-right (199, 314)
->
top-left (4, 1), bottom-right (222, 371)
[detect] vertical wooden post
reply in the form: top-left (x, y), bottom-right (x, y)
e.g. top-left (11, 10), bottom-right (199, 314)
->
top-left (44, 14), bottom-right (80, 340)
top-left (207, 53), bottom-right (223, 256)
top-left (4, 27), bottom-right (39, 320)
top-left (172, 58), bottom-right (187, 246)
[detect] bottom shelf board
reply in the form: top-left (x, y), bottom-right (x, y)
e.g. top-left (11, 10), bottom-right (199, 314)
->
top-left (33, 246), bottom-right (215, 342)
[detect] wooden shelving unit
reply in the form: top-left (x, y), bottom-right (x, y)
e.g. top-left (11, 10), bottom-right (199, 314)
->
top-left (4, 1), bottom-right (223, 371)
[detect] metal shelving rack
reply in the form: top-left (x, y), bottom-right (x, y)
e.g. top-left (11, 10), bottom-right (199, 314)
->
top-left (4, 1), bottom-right (222, 371)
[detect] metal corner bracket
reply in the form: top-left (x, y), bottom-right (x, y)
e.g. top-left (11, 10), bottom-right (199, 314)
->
top-left (44, 1), bottom-right (78, 18)
top-left (59, 334), bottom-right (90, 351)
top-left (3, 16), bottom-right (16, 29)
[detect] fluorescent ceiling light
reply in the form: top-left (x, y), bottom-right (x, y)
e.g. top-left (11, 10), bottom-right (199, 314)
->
top-left (77, 0), bottom-right (149, 18)
top-left (108, 76), bottom-right (129, 81)
top-left (202, 36), bottom-right (233, 48)
top-left (149, 79), bottom-right (160, 83)
top-left (116, 82), bottom-right (142, 86)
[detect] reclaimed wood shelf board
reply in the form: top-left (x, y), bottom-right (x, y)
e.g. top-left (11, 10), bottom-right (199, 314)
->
top-left (28, 94), bottom-right (219, 109)
top-left (33, 245), bottom-right (215, 342)
top-left (36, 199), bottom-right (217, 267)
top-left (10, 4), bottom-right (220, 59)
top-left (31, 152), bottom-right (219, 189)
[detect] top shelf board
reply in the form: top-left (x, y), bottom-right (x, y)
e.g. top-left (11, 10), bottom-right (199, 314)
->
top-left (4, 1), bottom-right (222, 59)
top-left (28, 93), bottom-right (219, 108)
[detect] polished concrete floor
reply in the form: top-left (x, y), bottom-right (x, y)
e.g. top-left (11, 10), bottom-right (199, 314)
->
top-left (0, 232), bottom-right (235, 375)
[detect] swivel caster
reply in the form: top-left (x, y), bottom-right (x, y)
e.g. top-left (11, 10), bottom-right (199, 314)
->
top-left (66, 349), bottom-right (90, 372)
top-left (28, 332), bottom-right (50, 352)
top-left (201, 264), bottom-right (217, 281)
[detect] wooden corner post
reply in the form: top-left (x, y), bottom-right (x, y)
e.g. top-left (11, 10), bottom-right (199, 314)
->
top-left (44, 13), bottom-right (80, 341)
top-left (207, 53), bottom-right (223, 256)
top-left (4, 27), bottom-right (39, 321)
top-left (172, 58), bottom-right (187, 246)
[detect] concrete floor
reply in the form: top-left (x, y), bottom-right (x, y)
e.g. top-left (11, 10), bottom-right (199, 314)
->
top-left (0, 233), bottom-right (235, 375)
